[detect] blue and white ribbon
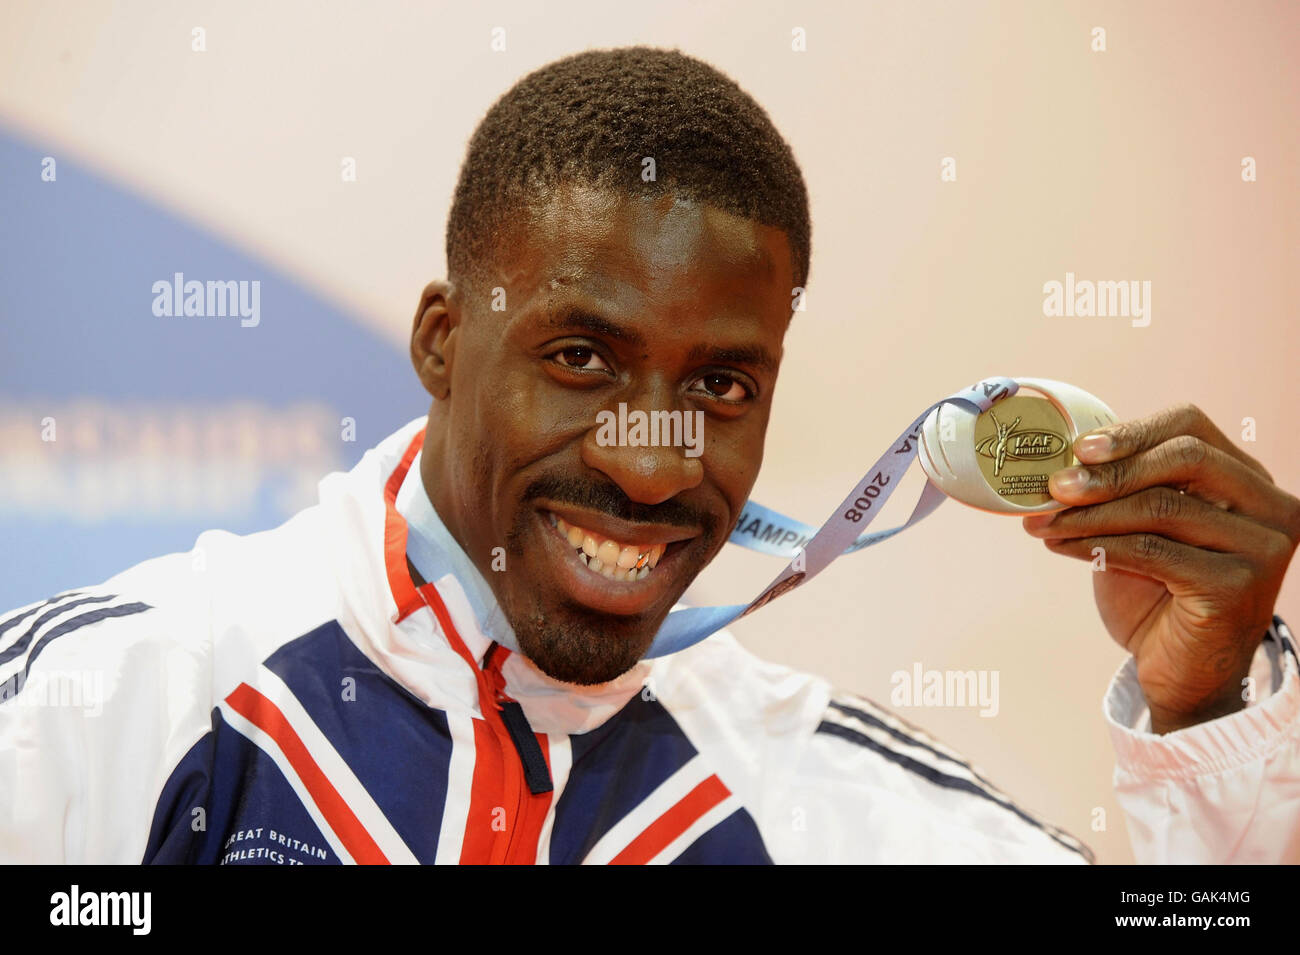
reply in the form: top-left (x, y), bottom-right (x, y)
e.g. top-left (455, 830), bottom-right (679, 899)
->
top-left (646, 377), bottom-right (1018, 656)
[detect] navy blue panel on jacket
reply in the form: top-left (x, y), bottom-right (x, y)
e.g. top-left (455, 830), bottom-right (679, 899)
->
top-left (143, 709), bottom-right (337, 864)
top-left (549, 693), bottom-right (772, 864)
top-left (143, 621), bottom-right (454, 864)
top-left (262, 622), bottom-right (453, 861)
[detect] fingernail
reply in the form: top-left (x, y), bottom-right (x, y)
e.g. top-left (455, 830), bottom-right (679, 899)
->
top-left (1076, 433), bottom-right (1113, 458)
top-left (1053, 467), bottom-right (1089, 493)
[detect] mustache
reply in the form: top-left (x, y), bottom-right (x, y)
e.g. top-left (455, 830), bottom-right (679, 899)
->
top-left (522, 476), bottom-right (719, 539)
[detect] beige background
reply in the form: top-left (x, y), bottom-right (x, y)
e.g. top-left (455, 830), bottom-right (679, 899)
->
top-left (2, 0), bottom-right (1297, 863)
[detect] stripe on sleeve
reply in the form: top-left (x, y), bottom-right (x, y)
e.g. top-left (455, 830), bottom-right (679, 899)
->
top-left (0, 593), bottom-right (117, 665)
top-left (827, 698), bottom-right (1001, 791)
top-left (0, 592), bottom-right (83, 642)
top-left (815, 718), bottom-right (1093, 862)
top-left (0, 600), bottom-right (152, 704)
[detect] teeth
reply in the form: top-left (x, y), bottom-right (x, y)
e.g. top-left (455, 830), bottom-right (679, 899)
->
top-left (597, 539), bottom-right (620, 566)
top-left (552, 512), bottom-right (669, 583)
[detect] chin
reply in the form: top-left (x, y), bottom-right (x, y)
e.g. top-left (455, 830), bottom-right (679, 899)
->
top-left (512, 601), bottom-right (658, 687)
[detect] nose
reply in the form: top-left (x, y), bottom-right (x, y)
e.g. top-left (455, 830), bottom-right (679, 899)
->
top-left (581, 405), bottom-right (705, 506)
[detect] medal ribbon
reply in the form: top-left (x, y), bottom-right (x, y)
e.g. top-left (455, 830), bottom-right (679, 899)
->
top-left (645, 376), bottom-right (1018, 657)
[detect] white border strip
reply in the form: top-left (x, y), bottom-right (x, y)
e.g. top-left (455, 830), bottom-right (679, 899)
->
top-left (581, 754), bottom-right (714, 865)
top-left (434, 710), bottom-right (477, 864)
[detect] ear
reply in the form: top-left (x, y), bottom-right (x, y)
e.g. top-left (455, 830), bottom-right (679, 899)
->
top-left (410, 280), bottom-right (459, 400)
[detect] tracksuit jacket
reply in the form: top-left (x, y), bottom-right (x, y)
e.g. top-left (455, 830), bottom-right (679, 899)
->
top-left (2, 418), bottom-right (1297, 864)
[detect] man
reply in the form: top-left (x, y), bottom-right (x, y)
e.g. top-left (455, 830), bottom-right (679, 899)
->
top-left (2, 47), bottom-right (1298, 864)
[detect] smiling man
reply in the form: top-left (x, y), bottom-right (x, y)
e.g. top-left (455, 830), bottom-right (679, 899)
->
top-left (2, 47), bottom-right (1298, 865)
top-left (415, 174), bottom-right (795, 686)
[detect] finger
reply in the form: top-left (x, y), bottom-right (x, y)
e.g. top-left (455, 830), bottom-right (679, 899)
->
top-left (1023, 486), bottom-right (1287, 555)
top-left (1047, 435), bottom-right (1300, 540)
top-left (1073, 402), bottom-right (1273, 483)
top-left (1039, 532), bottom-right (1240, 595)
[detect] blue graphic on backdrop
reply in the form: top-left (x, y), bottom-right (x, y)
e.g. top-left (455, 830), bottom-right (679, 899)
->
top-left (0, 126), bottom-right (427, 609)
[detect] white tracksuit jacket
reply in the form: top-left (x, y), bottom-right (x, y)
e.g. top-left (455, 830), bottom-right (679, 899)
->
top-left (1, 418), bottom-right (1296, 864)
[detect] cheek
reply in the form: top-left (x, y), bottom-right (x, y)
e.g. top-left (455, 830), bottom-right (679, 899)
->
top-left (454, 371), bottom-right (570, 502)
top-left (494, 366), bottom-right (602, 453)
top-left (464, 440), bottom-right (495, 496)
top-left (707, 409), bottom-right (770, 508)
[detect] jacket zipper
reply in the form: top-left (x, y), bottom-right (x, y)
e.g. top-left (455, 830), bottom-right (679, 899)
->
top-left (479, 642), bottom-right (552, 864)
top-left (412, 579), bottom-right (552, 863)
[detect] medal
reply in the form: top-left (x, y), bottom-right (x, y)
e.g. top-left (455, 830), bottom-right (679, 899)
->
top-left (918, 378), bottom-right (1117, 513)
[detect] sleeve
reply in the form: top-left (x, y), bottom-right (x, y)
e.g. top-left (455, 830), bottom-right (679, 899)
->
top-left (0, 552), bottom-right (215, 863)
top-left (771, 689), bottom-right (1094, 864)
top-left (1104, 615), bottom-right (1300, 864)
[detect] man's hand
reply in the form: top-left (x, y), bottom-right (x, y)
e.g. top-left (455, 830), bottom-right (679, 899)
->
top-left (1021, 403), bottom-right (1300, 734)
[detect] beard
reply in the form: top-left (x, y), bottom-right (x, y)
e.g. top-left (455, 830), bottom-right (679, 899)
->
top-left (508, 597), bottom-right (659, 686)
top-left (493, 474), bottom-right (718, 686)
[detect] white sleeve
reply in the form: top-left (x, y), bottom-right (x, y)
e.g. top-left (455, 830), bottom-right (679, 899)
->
top-left (1104, 616), bottom-right (1300, 864)
top-left (771, 690), bottom-right (1093, 863)
top-left (0, 553), bottom-right (214, 863)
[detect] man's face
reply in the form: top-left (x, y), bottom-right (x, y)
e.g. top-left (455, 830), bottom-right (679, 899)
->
top-left (420, 182), bottom-right (795, 685)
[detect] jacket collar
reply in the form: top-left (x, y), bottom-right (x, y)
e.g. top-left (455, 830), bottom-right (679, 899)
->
top-left (395, 448), bottom-right (520, 658)
top-left (331, 418), bottom-right (650, 734)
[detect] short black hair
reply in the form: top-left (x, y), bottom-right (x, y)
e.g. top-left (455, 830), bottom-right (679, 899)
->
top-left (445, 46), bottom-right (811, 299)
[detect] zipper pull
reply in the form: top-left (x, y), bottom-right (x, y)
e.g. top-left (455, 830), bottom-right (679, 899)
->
top-left (482, 644), bottom-right (553, 796)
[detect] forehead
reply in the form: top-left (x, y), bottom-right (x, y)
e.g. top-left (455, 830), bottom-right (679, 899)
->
top-left (497, 182), bottom-right (794, 311)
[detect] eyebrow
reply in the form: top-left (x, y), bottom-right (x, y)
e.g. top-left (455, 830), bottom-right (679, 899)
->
top-left (545, 306), bottom-right (779, 375)
top-left (686, 342), bottom-right (779, 375)
top-left (546, 308), bottom-right (646, 348)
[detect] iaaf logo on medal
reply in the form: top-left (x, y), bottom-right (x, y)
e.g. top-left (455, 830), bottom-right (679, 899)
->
top-left (974, 410), bottom-right (1067, 476)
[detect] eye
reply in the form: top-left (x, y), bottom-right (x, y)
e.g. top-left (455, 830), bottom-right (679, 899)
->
top-left (549, 345), bottom-right (611, 373)
top-left (691, 373), bottom-right (752, 403)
